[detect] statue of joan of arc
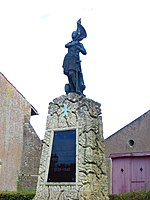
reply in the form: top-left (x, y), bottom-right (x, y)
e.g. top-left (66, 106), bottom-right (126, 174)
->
top-left (62, 19), bottom-right (87, 95)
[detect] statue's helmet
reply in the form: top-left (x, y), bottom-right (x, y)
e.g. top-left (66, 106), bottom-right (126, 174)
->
top-left (72, 31), bottom-right (78, 40)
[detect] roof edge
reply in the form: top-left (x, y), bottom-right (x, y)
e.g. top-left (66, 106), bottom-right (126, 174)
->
top-left (31, 105), bottom-right (39, 116)
top-left (110, 151), bottom-right (150, 158)
top-left (1, 72), bottom-right (38, 115)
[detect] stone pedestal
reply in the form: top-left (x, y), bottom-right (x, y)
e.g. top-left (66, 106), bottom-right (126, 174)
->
top-left (34, 93), bottom-right (109, 200)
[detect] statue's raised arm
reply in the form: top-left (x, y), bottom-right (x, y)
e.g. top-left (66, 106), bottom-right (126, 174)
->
top-left (62, 19), bottom-right (87, 96)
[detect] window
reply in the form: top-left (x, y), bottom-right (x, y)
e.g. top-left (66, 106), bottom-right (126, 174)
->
top-left (128, 139), bottom-right (134, 147)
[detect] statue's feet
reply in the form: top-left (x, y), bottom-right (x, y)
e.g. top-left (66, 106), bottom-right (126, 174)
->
top-left (65, 83), bottom-right (71, 95)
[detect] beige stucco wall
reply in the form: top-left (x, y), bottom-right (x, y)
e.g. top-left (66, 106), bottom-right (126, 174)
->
top-left (104, 110), bottom-right (150, 193)
top-left (0, 73), bottom-right (42, 191)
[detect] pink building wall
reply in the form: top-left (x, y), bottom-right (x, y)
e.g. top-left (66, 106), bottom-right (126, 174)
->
top-left (104, 110), bottom-right (150, 194)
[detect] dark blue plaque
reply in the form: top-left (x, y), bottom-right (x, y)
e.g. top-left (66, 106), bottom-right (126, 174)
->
top-left (47, 129), bottom-right (76, 182)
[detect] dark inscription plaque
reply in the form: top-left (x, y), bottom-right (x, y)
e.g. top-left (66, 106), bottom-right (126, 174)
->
top-left (47, 130), bottom-right (76, 182)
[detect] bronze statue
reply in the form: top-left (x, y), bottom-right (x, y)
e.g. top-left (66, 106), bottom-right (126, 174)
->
top-left (62, 19), bottom-right (87, 95)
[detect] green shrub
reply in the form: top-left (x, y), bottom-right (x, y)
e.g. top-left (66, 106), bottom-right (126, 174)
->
top-left (109, 190), bottom-right (150, 200)
top-left (0, 191), bottom-right (35, 200)
top-left (1, 190), bottom-right (150, 200)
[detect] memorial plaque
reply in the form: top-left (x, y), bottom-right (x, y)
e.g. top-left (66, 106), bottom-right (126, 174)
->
top-left (47, 129), bottom-right (76, 182)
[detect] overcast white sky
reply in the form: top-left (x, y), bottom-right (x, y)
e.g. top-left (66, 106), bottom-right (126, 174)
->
top-left (0, 0), bottom-right (150, 139)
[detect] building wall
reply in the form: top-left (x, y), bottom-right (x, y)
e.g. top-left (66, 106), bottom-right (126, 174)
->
top-left (104, 110), bottom-right (150, 194)
top-left (18, 119), bottom-right (42, 190)
top-left (105, 111), bottom-right (150, 157)
top-left (0, 73), bottom-right (42, 191)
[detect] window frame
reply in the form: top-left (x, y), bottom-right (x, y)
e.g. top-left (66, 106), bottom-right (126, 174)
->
top-left (45, 127), bottom-right (78, 185)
